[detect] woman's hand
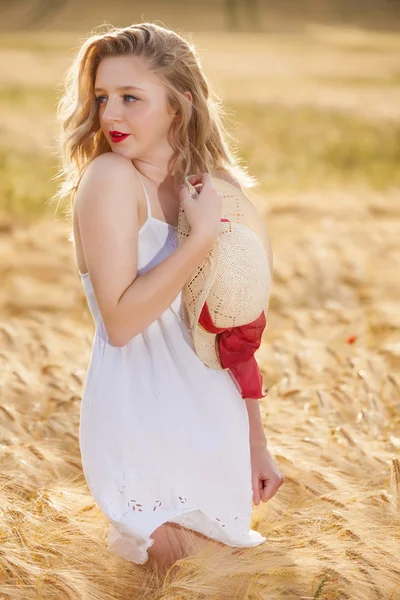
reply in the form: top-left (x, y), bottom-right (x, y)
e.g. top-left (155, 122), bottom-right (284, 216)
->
top-left (250, 444), bottom-right (285, 505)
top-left (178, 173), bottom-right (222, 243)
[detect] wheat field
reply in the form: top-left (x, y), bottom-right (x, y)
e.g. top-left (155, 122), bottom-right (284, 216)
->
top-left (0, 18), bottom-right (400, 600)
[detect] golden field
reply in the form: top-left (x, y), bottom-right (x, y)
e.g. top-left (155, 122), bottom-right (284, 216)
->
top-left (0, 21), bottom-right (400, 600)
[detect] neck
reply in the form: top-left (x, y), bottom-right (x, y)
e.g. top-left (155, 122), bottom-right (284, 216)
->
top-left (132, 159), bottom-right (183, 193)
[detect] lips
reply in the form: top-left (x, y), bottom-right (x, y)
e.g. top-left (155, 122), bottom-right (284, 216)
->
top-left (109, 130), bottom-right (130, 143)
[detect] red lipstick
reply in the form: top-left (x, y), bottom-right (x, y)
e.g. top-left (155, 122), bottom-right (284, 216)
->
top-left (109, 130), bottom-right (130, 143)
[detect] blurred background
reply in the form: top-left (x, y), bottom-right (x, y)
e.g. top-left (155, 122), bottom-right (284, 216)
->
top-left (3, 0), bottom-right (400, 32)
top-left (0, 2), bottom-right (400, 599)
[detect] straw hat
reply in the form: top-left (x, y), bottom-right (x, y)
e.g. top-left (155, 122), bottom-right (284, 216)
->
top-left (177, 176), bottom-right (273, 372)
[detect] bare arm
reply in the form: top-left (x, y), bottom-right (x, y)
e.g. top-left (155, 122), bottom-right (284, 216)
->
top-left (111, 233), bottom-right (213, 346)
top-left (76, 153), bottom-right (218, 347)
top-left (245, 398), bottom-right (267, 448)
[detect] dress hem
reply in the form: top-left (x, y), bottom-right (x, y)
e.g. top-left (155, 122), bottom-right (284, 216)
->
top-left (107, 506), bottom-right (267, 565)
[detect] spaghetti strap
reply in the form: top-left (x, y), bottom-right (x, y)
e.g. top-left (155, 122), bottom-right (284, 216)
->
top-left (136, 172), bottom-right (152, 219)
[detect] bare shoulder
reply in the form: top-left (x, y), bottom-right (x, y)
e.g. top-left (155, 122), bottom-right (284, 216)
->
top-left (73, 153), bottom-right (144, 345)
top-left (75, 152), bottom-right (142, 219)
top-left (77, 152), bottom-right (137, 194)
top-left (88, 151), bottom-right (135, 171)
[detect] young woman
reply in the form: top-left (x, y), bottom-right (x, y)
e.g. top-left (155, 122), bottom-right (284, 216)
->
top-left (53, 22), bottom-right (284, 571)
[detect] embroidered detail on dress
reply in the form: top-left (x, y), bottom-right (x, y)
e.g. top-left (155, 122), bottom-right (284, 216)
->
top-left (125, 494), bottom-right (238, 531)
top-left (126, 495), bottom-right (187, 512)
top-left (128, 500), bottom-right (143, 512)
top-left (152, 500), bottom-right (163, 511)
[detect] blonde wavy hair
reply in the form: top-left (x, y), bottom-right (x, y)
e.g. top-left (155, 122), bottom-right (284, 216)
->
top-left (50, 21), bottom-right (257, 217)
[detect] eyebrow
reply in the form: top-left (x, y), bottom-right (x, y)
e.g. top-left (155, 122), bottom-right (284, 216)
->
top-left (94, 85), bottom-right (145, 92)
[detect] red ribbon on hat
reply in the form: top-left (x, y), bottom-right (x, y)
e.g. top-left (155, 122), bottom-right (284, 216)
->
top-left (197, 217), bottom-right (268, 400)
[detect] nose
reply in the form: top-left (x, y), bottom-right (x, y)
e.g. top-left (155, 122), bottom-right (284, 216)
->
top-left (101, 96), bottom-right (123, 124)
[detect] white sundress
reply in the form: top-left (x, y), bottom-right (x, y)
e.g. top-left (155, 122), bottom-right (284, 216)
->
top-left (78, 172), bottom-right (267, 564)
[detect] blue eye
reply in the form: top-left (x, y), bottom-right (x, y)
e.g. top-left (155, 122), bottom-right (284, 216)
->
top-left (123, 94), bottom-right (139, 102)
top-left (95, 94), bottom-right (139, 104)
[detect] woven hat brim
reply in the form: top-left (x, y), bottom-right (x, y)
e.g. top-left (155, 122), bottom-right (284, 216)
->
top-left (185, 236), bottom-right (223, 370)
top-left (177, 175), bottom-right (272, 371)
top-left (190, 223), bottom-right (271, 371)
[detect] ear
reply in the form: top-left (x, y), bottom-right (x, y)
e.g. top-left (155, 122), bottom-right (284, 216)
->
top-left (172, 91), bottom-right (193, 121)
top-left (183, 90), bottom-right (193, 104)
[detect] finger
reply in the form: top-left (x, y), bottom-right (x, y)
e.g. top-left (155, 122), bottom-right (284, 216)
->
top-left (184, 178), bottom-right (202, 199)
top-left (179, 183), bottom-right (192, 202)
top-left (260, 479), bottom-right (278, 502)
top-left (200, 172), bottom-right (213, 190)
top-left (186, 173), bottom-right (203, 186)
top-left (260, 482), bottom-right (273, 502)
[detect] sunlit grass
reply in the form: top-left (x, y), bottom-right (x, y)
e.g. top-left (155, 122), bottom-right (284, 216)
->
top-left (0, 84), bottom-right (59, 109)
top-left (1, 25), bottom-right (400, 600)
top-left (0, 31), bottom-right (82, 52)
top-left (312, 73), bottom-right (400, 85)
top-left (0, 147), bottom-right (59, 221)
top-left (232, 103), bottom-right (400, 191)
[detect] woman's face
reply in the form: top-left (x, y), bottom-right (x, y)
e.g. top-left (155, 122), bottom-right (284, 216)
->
top-left (94, 55), bottom-right (177, 161)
